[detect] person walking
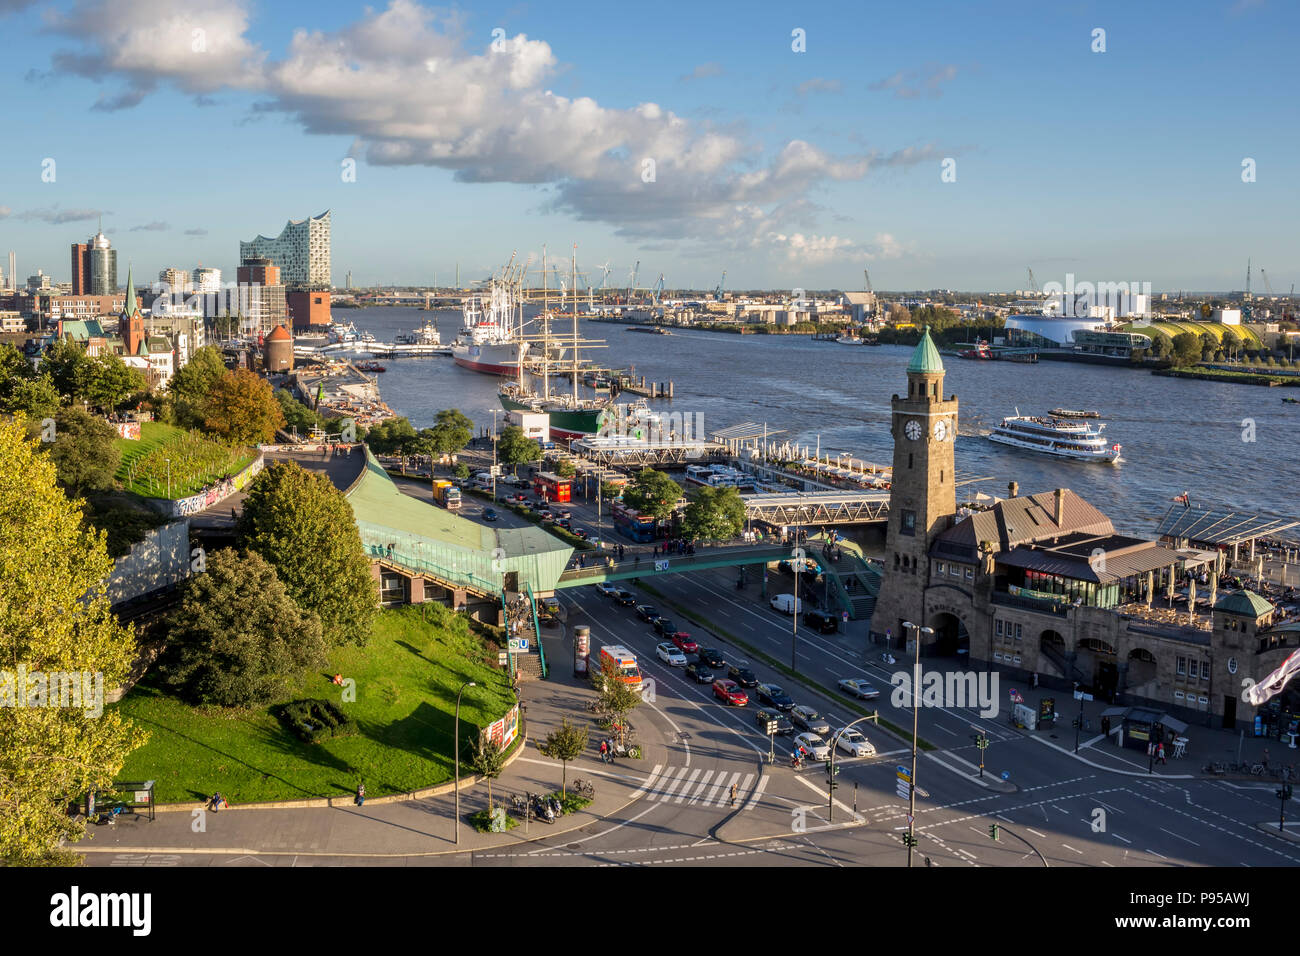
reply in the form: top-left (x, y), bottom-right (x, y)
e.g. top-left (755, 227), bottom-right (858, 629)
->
top-left (355, 783), bottom-right (365, 806)
top-left (599, 739), bottom-right (609, 764)
top-left (730, 782), bottom-right (738, 808)
top-left (1156, 741), bottom-right (1166, 766)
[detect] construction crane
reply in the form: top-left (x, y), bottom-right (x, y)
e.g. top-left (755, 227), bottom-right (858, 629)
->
top-left (626, 260), bottom-right (639, 303)
top-left (714, 270), bottom-right (726, 302)
top-left (1260, 267), bottom-right (1274, 297)
top-left (1026, 267), bottom-right (1039, 294)
top-left (863, 269), bottom-right (873, 294)
top-left (650, 272), bottom-right (665, 306)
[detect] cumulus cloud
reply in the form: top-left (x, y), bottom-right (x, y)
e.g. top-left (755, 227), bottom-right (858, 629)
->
top-left (17, 206), bottom-right (103, 224)
top-left (765, 230), bottom-right (910, 264)
top-left (130, 220), bottom-right (169, 231)
top-left (48, 0), bottom-right (937, 251)
top-left (870, 63), bottom-right (961, 99)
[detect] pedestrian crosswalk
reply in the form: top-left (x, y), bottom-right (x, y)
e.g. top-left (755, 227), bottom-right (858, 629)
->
top-left (634, 765), bottom-right (770, 811)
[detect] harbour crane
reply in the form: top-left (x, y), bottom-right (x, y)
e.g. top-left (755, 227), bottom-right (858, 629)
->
top-left (1260, 267), bottom-right (1274, 298)
top-left (863, 269), bottom-right (873, 294)
top-left (650, 272), bottom-right (665, 306)
top-left (714, 270), bottom-right (727, 302)
top-left (1026, 266), bottom-right (1039, 294)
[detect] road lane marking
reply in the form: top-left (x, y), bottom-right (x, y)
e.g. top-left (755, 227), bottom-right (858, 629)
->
top-left (1159, 827), bottom-right (1200, 847)
top-left (673, 768), bottom-right (704, 803)
top-left (684, 770), bottom-right (715, 804)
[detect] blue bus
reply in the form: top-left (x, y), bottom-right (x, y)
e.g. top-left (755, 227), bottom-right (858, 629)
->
top-left (612, 501), bottom-right (657, 542)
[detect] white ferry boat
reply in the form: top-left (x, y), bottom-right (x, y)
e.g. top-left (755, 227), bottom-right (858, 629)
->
top-left (988, 413), bottom-right (1121, 463)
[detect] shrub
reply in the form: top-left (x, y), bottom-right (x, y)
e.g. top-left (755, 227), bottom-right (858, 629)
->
top-left (276, 698), bottom-right (359, 744)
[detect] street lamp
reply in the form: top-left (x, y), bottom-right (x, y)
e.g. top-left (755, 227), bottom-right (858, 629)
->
top-left (903, 621), bottom-right (933, 867)
top-left (454, 680), bottom-right (476, 845)
top-left (491, 410), bottom-right (500, 503)
top-left (827, 713), bottom-right (878, 822)
top-left (164, 458), bottom-right (171, 499)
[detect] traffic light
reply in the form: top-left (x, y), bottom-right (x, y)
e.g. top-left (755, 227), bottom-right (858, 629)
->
top-left (1278, 784), bottom-right (1293, 800)
top-left (988, 824), bottom-right (1000, 841)
top-left (902, 832), bottom-right (918, 848)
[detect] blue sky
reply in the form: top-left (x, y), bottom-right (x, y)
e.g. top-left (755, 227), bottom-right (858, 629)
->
top-left (1, 0), bottom-right (1297, 292)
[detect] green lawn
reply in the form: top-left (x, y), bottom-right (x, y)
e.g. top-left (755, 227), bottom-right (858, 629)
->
top-left (113, 605), bottom-right (517, 803)
top-left (114, 422), bottom-right (257, 499)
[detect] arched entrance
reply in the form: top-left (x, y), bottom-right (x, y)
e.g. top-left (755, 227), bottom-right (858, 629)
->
top-left (1076, 637), bottom-right (1118, 699)
top-left (1126, 648), bottom-right (1158, 698)
top-left (929, 612), bottom-right (970, 659)
top-left (1038, 629), bottom-right (1067, 676)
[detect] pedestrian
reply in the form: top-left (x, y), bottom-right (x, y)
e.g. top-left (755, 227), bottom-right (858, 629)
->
top-left (1031, 673), bottom-right (1039, 689)
top-left (600, 739), bottom-right (609, 763)
top-left (1156, 741), bottom-right (1165, 765)
top-left (355, 783), bottom-right (366, 806)
top-left (1264, 747), bottom-right (1271, 770)
top-left (730, 782), bottom-right (738, 807)
top-left (209, 792), bottom-right (225, 812)
top-left (653, 545), bottom-right (659, 557)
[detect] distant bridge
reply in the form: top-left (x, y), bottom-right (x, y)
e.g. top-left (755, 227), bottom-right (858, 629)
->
top-left (740, 490), bottom-right (890, 526)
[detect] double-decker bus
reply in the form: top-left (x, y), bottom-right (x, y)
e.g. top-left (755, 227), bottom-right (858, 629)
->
top-left (611, 500), bottom-right (656, 542)
top-left (533, 471), bottom-right (572, 503)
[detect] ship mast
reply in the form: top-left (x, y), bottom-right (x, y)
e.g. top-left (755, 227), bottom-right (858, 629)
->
top-left (572, 243), bottom-right (580, 406)
top-left (541, 244), bottom-right (551, 401)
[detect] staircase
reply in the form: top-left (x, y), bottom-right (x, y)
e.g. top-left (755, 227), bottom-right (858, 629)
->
top-left (503, 589), bottom-right (546, 683)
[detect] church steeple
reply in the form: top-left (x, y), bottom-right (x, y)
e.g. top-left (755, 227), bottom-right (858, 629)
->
top-left (123, 265), bottom-right (137, 316)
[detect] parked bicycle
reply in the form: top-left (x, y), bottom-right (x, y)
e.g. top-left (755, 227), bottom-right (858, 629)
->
top-left (571, 779), bottom-right (596, 799)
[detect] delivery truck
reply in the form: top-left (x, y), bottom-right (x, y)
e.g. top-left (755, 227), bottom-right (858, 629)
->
top-left (432, 479), bottom-right (462, 511)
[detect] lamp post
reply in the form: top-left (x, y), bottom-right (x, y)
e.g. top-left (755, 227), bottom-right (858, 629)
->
top-left (903, 621), bottom-right (932, 867)
top-left (490, 410), bottom-right (500, 503)
top-left (165, 458), bottom-right (171, 499)
top-left (827, 713), bottom-right (878, 822)
top-left (454, 680), bottom-right (476, 844)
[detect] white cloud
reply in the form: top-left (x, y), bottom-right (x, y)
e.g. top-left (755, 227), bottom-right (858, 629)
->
top-left (869, 63), bottom-right (962, 99)
top-left (48, 0), bottom-right (937, 252)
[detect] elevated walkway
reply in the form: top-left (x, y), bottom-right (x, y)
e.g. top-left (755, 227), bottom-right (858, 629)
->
top-left (555, 543), bottom-right (792, 588)
top-left (741, 490), bottom-right (890, 525)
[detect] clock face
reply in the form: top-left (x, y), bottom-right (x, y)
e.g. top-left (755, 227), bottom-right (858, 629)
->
top-left (904, 419), bottom-right (922, 441)
top-left (933, 419), bottom-right (949, 441)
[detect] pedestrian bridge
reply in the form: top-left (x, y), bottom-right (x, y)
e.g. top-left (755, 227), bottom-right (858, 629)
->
top-left (740, 490), bottom-right (890, 525)
top-left (555, 543), bottom-right (794, 589)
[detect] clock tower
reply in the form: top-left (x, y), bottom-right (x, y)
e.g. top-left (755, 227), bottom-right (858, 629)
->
top-left (872, 326), bottom-right (959, 649)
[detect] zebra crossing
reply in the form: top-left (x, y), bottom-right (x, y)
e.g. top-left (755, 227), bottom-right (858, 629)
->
top-left (634, 765), bottom-right (770, 811)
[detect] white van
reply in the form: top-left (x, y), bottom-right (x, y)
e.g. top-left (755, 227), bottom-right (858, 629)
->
top-left (770, 593), bottom-right (801, 615)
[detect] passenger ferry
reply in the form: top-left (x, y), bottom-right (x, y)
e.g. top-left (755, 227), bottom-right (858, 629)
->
top-left (988, 413), bottom-right (1121, 463)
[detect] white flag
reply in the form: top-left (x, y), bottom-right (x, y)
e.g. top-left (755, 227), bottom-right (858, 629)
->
top-left (1244, 649), bottom-right (1300, 706)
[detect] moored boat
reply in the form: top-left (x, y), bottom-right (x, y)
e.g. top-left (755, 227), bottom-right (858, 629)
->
top-left (988, 414), bottom-right (1121, 463)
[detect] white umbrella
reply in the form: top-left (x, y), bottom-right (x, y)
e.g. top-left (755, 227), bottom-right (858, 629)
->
top-left (1189, 577), bottom-right (1197, 625)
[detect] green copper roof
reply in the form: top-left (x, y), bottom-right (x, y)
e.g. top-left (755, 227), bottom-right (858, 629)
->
top-left (123, 266), bottom-right (137, 318)
top-left (907, 325), bottom-right (944, 375)
top-left (1215, 589), bottom-right (1274, 618)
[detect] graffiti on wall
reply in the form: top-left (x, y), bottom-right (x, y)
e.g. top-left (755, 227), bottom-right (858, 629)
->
top-left (170, 455), bottom-right (265, 518)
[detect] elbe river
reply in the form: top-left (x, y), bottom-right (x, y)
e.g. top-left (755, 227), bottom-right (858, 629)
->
top-left (332, 307), bottom-right (1295, 536)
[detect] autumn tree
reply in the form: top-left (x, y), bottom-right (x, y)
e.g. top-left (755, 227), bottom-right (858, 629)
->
top-left (0, 416), bottom-right (147, 865)
top-left (161, 549), bottom-right (327, 708)
top-left (203, 368), bottom-right (285, 445)
top-left (237, 460), bottom-right (377, 646)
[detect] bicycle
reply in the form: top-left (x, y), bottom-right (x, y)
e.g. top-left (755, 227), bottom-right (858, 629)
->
top-left (571, 779), bottom-right (596, 799)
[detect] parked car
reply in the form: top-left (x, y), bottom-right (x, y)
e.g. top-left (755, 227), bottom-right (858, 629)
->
top-left (482, 507), bottom-right (498, 522)
top-left (671, 632), bottom-right (699, 654)
top-left (614, 590), bottom-right (637, 606)
top-left (803, 608), bottom-right (839, 633)
top-left (653, 617), bottom-right (677, 636)
top-left (727, 664), bottom-right (758, 688)
top-left (790, 705), bottom-right (831, 735)
top-left (712, 678), bottom-right (749, 706)
top-left (837, 678), bottom-right (881, 700)
top-left (794, 732), bottom-right (831, 761)
top-left (755, 708), bottom-right (794, 735)
top-left (769, 593), bottom-right (801, 615)
top-left (635, 605), bottom-right (660, 622)
top-left (756, 683), bottom-right (794, 711)
top-left (835, 727), bottom-right (876, 757)
top-left (685, 662), bottom-right (714, 683)
top-left (697, 647), bottom-right (725, 668)
top-left (656, 642), bottom-right (687, 666)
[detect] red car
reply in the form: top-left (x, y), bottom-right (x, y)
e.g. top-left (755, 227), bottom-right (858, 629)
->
top-left (671, 632), bottom-right (699, 654)
top-left (712, 678), bottom-right (748, 706)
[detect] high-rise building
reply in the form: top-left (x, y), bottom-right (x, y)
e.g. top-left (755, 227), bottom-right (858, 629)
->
top-left (236, 257), bottom-right (288, 337)
top-left (73, 228), bottom-right (118, 295)
top-left (8, 253), bottom-right (15, 293)
top-left (157, 267), bottom-right (191, 296)
top-left (345, 270), bottom-right (352, 289)
top-left (192, 266), bottom-right (222, 294)
top-left (239, 210), bottom-right (330, 290)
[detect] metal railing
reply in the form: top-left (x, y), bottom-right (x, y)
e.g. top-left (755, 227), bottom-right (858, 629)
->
top-left (991, 591), bottom-right (1070, 617)
top-left (525, 583), bottom-right (547, 678)
top-left (500, 590), bottom-right (515, 681)
top-left (357, 521), bottom-right (501, 596)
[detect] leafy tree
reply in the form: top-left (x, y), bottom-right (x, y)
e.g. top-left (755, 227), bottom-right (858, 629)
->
top-left (47, 406), bottom-right (121, 496)
top-left (497, 424), bottom-right (541, 473)
top-left (453, 462), bottom-right (470, 480)
top-left (425, 408), bottom-right (473, 456)
top-left (469, 734), bottom-right (509, 813)
top-left (599, 481), bottom-right (623, 502)
top-left (0, 343), bottom-right (34, 404)
top-left (1, 374), bottom-right (61, 421)
top-left (622, 468), bottom-right (682, 522)
top-left (1221, 327), bottom-right (1241, 358)
top-left (1171, 331), bottom-right (1202, 367)
top-left (680, 484), bottom-right (746, 542)
top-left (0, 416), bottom-right (147, 864)
top-left (161, 549), bottom-right (327, 708)
top-left (39, 338), bottom-right (93, 404)
top-left (80, 353), bottom-right (146, 414)
top-left (537, 717), bottom-right (588, 796)
top-left (166, 346), bottom-right (228, 429)
top-left (555, 459), bottom-right (576, 479)
top-left (275, 388), bottom-right (323, 434)
top-left (364, 416), bottom-right (418, 455)
top-left (203, 368), bottom-right (285, 445)
top-left (591, 658), bottom-right (641, 747)
top-left (238, 460), bottom-right (377, 646)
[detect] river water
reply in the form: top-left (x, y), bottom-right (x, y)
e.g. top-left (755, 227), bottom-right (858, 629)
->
top-left (332, 306), bottom-right (1295, 536)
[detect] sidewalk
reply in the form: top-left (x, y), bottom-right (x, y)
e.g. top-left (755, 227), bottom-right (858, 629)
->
top-left (76, 651), bottom-right (671, 860)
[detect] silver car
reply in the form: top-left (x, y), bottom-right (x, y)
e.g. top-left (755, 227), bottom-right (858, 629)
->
top-left (790, 705), bottom-right (831, 735)
top-left (794, 732), bottom-right (831, 761)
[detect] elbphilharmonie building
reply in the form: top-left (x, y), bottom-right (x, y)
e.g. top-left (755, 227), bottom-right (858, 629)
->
top-left (239, 210), bottom-right (331, 289)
